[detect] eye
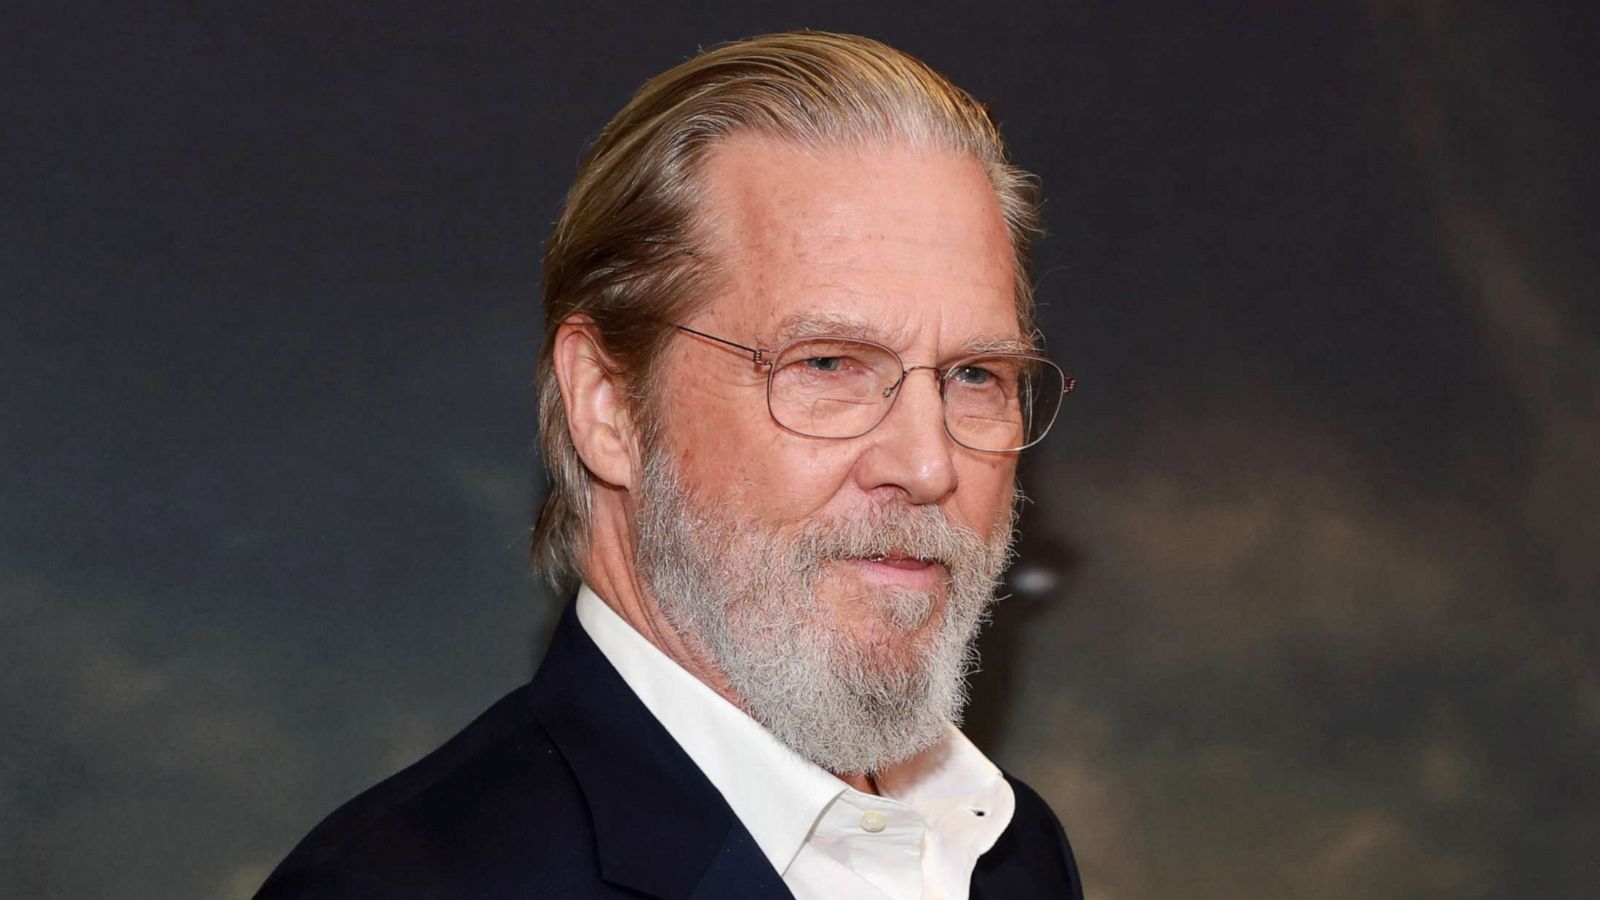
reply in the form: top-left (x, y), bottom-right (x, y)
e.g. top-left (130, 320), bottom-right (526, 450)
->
top-left (951, 364), bottom-right (995, 386)
top-left (771, 339), bottom-right (895, 390)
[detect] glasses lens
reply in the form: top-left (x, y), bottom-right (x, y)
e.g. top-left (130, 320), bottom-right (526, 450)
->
top-left (943, 355), bottom-right (1066, 451)
top-left (768, 338), bottom-right (902, 438)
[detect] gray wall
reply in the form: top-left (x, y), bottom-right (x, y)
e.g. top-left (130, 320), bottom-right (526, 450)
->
top-left (3, 2), bottom-right (1595, 898)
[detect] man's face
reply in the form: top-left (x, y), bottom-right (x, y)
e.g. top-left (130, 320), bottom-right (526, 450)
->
top-left (636, 134), bottom-right (1023, 772)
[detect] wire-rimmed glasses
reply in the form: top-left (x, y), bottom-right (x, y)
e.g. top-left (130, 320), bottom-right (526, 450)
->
top-left (673, 324), bottom-right (1075, 452)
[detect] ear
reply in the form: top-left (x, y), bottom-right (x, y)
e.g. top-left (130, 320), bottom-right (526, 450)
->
top-left (552, 316), bottom-right (641, 491)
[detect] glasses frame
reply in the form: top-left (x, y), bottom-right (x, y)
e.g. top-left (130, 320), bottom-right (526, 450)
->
top-left (672, 323), bottom-right (1076, 452)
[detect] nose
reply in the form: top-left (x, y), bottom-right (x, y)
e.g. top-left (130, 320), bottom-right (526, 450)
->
top-left (852, 367), bottom-right (958, 505)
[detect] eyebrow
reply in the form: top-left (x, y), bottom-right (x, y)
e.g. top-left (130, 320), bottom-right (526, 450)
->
top-left (771, 311), bottom-right (880, 343)
top-left (770, 311), bottom-right (1040, 355)
top-left (961, 333), bottom-right (1040, 355)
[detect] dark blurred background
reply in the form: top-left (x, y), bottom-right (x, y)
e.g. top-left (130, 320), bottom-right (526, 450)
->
top-left (3, 2), bottom-right (1596, 898)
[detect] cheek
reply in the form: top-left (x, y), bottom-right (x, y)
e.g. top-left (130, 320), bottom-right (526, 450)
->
top-left (661, 375), bottom-right (856, 519)
top-left (653, 351), bottom-right (762, 486)
top-left (760, 447), bottom-right (861, 523)
top-left (706, 441), bottom-right (860, 526)
top-left (952, 454), bottom-right (1018, 537)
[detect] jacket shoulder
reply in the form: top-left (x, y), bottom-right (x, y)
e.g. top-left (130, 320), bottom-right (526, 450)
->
top-left (255, 685), bottom-right (616, 899)
top-left (973, 771), bottom-right (1085, 900)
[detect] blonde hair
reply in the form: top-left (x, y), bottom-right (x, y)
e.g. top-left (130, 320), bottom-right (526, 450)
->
top-left (533, 30), bottom-right (1042, 590)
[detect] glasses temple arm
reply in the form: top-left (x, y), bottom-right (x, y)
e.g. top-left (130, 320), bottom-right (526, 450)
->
top-left (673, 324), bottom-right (768, 363)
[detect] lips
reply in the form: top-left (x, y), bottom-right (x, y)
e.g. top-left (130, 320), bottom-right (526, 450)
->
top-left (840, 552), bottom-right (951, 591)
top-left (863, 553), bottom-right (937, 570)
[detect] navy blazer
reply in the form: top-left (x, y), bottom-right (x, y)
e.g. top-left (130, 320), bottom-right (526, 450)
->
top-left (257, 603), bottom-right (1084, 898)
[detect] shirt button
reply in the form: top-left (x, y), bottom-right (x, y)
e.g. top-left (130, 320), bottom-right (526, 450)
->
top-left (859, 810), bottom-right (888, 833)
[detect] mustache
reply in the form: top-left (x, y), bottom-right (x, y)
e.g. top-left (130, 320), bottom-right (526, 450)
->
top-left (783, 503), bottom-right (993, 572)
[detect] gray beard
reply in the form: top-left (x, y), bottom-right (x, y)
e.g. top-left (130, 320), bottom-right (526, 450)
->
top-left (634, 449), bottom-right (1017, 776)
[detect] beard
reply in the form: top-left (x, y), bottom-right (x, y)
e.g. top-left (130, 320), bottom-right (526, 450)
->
top-left (634, 448), bottom-right (1018, 776)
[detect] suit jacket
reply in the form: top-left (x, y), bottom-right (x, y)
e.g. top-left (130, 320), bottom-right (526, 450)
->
top-left (257, 602), bottom-right (1084, 899)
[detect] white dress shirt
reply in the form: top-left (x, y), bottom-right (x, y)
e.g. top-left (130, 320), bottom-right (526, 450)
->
top-left (575, 584), bottom-right (1015, 900)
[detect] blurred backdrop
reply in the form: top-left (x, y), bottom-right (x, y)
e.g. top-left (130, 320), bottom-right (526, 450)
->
top-left (3, 2), bottom-right (1596, 898)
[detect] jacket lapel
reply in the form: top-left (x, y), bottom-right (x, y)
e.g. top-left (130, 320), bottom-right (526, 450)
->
top-left (970, 773), bottom-right (1086, 900)
top-left (970, 853), bottom-right (1042, 900)
top-left (524, 603), bottom-right (792, 900)
top-left (688, 820), bottom-right (793, 899)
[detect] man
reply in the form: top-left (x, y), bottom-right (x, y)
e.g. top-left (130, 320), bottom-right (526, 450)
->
top-left (259, 31), bottom-right (1081, 899)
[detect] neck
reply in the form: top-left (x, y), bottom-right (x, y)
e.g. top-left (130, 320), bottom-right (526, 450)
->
top-left (841, 772), bottom-right (878, 794)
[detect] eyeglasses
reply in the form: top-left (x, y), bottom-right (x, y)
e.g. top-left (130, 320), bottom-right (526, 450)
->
top-left (672, 324), bottom-right (1075, 452)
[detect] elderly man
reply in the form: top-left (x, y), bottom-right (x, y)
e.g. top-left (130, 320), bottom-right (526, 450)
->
top-left (259, 31), bottom-right (1081, 900)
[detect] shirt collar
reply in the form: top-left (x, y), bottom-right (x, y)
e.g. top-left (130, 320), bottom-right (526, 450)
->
top-left (574, 583), bottom-right (1015, 874)
top-left (876, 722), bottom-right (1015, 858)
top-left (576, 585), bottom-right (842, 875)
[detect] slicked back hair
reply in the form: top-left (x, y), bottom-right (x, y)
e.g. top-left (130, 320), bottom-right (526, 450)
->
top-left (533, 30), bottom-right (1042, 590)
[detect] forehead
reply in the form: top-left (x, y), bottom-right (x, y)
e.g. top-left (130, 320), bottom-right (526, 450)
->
top-left (695, 133), bottom-right (1022, 351)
